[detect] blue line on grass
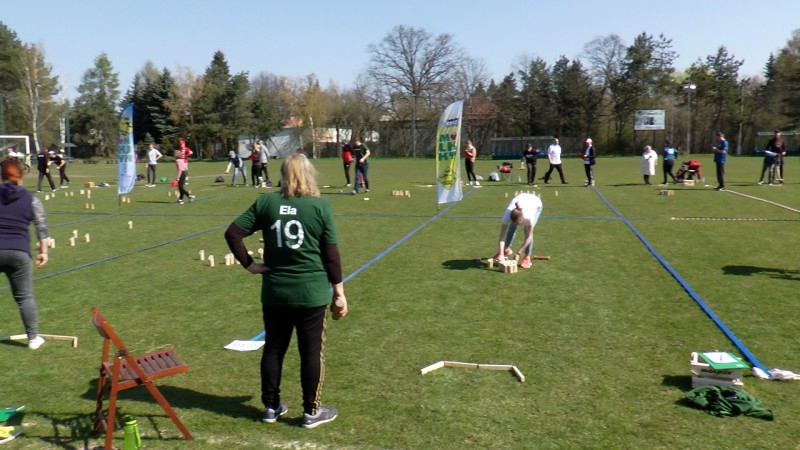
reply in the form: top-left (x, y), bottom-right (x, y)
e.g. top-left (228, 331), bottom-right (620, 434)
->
top-left (0, 225), bottom-right (227, 289)
top-left (591, 188), bottom-right (769, 374)
top-left (248, 190), bottom-right (475, 340)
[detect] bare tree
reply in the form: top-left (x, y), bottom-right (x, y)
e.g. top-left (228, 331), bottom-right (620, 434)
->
top-left (10, 43), bottom-right (60, 153)
top-left (367, 25), bottom-right (464, 156)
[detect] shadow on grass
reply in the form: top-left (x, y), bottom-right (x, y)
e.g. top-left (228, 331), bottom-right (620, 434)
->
top-left (442, 258), bottom-right (486, 271)
top-left (722, 265), bottom-right (800, 280)
top-left (34, 410), bottom-right (197, 449)
top-left (661, 374), bottom-right (693, 391)
top-left (80, 379), bottom-right (259, 420)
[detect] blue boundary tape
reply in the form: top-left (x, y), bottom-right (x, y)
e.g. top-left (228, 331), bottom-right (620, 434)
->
top-left (591, 187), bottom-right (768, 374)
top-left (248, 190), bottom-right (474, 341)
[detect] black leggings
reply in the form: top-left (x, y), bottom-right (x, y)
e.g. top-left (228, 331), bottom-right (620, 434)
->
top-left (465, 159), bottom-right (476, 182)
top-left (261, 305), bottom-right (327, 415)
top-left (663, 160), bottom-right (677, 183)
top-left (178, 170), bottom-right (190, 199)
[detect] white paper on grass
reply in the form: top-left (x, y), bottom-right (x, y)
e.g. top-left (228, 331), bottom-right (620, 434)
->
top-left (224, 340), bottom-right (265, 351)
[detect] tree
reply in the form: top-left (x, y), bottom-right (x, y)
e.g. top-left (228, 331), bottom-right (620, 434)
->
top-left (516, 56), bottom-right (556, 135)
top-left (191, 51), bottom-right (250, 158)
top-left (9, 43), bottom-right (60, 153)
top-left (0, 22), bottom-right (23, 133)
top-left (367, 25), bottom-right (464, 156)
top-left (247, 72), bottom-right (285, 143)
top-left (71, 53), bottom-right (120, 156)
top-left (687, 46), bottom-right (744, 149)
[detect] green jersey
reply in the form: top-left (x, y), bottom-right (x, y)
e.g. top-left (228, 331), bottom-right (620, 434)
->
top-left (233, 192), bottom-right (338, 307)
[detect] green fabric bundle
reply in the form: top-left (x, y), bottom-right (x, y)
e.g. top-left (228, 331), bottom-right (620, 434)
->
top-left (686, 385), bottom-right (773, 421)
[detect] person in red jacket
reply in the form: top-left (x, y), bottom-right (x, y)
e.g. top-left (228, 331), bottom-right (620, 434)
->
top-left (341, 139), bottom-right (353, 187)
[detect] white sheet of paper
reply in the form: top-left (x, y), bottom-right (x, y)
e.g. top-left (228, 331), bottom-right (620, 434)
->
top-left (224, 340), bottom-right (265, 351)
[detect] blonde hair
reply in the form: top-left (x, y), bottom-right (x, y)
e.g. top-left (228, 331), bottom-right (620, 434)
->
top-left (280, 153), bottom-right (320, 198)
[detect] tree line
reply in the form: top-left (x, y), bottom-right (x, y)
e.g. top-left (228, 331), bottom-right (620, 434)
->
top-left (1, 22), bottom-right (799, 159)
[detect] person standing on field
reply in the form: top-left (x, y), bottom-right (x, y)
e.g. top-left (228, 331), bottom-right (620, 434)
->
top-left (521, 143), bottom-right (538, 186)
top-left (0, 160), bottom-right (49, 349)
top-left (543, 137), bottom-right (568, 184)
top-left (36, 148), bottom-right (56, 193)
top-left (640, 145), bottom-right (657, 185)
top-left (581, 138), bottom-right (597, 186)
top-left (146, 143), bottom-right (162, 187)
top-left (224, 153), bottom-right (348, 429)
top-left (341, 139), bottom-right (354, 187)
top-left (759, 130), bottom-right (787, 184)
top-left (351, 137), bottom-right (370, 194)
top-left (712, 132), bottom-right (728, 191)
top-left (463, 140), bottom-right (479, 186)
top-left (661, 140), bottom-right (678, 185)
top-left (492, 192), bottom-right (543, 270)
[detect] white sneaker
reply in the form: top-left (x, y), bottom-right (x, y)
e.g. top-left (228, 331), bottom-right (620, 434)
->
top-left (474, 181), bottom-right (480, 186)
top-left (28, 335), bottom-right (45, 350)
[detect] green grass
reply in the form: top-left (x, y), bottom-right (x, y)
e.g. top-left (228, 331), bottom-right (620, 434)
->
top-left (3, 155), bottom-right (800, 449)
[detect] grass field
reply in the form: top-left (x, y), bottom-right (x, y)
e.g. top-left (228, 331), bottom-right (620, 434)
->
top-left (2, 154), bottom-right (800, 449)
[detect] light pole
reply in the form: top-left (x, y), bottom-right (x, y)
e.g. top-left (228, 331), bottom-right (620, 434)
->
top-left (683, 84), bottom-right (696, 154)
top-left (411, 92), bottom-right (417, 158)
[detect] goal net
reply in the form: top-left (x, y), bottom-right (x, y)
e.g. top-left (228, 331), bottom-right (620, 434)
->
top-left (0, 135), bottom-right (31, 158)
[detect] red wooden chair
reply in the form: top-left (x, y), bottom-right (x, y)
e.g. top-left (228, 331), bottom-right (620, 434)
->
top-left (91, 307), bottom-right (193, 449)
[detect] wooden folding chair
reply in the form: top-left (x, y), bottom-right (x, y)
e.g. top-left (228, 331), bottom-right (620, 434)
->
top-left (91, 307), bottom-right (193, 449)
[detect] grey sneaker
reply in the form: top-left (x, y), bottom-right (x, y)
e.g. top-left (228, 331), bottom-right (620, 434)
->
top-left (302, 406), bottom-right (338, 429)
top-left (262, 402), bottom-right (288, 423)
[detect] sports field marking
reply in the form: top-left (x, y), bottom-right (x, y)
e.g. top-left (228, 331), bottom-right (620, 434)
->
top-left (722, 188), bottom-right (800, 214)
top-left (248, 190), bottom-right (475, 341)
top-left (592, 189), bottom-right (769, 375)
top-left (669, 217), bottom-right (798, 221)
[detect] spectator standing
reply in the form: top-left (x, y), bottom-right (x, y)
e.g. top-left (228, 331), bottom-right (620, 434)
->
top-left (661, 140), bottom-right (678, 185)
top-left (36, 148), bottom-right (57, 193)
top-left (463, 140), bottom-right (479, 186)
top-left (224, 153), bottom-right (348, 428)
top-left (146, 143), bottom-right (162, 187)
top-left (1, 160), bottom-right (49, 349)
top-left (640, 145), bottom-right (657, 185)
top-left (351, 137), bottom-right (370, 194)
top-left (581, 138), bottom-right (597, 186)
top-left (251, 141), bottom-right (264, 187)
top-left (712, 132), bottom-right (728, 191)
top-left (543, 137), bottom-right (568, 184)
top-left (258, 140), bottom-right (271, 186)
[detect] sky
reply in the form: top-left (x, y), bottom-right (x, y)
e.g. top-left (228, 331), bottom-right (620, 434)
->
top-left (3, 0), bottom-right (798, 101)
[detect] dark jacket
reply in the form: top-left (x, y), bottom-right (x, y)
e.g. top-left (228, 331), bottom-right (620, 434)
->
top-left (0, 182), bottom-right (48, 255)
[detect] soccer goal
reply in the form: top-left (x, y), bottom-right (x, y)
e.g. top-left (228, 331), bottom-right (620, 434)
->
top-left (0, 135), bottom-right (31, 158)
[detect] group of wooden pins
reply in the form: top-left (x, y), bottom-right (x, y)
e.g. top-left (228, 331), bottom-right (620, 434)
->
top-left (487, 257), bottom-right (519, 273)
top-left (200, 248), bottom-right (264, 268)
top-left (391, 190), bottom-right (412, 197)
top-left (505, 190), bottom-right (541, 199)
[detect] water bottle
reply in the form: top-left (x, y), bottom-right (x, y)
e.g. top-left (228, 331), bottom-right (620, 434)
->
top-left (122, 415), bottom-right (142, 450)
top-left (517, 175), bottom-right (521, 182)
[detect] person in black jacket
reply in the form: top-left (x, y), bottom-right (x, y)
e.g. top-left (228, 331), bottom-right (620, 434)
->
top-left (521, 143), bottom-right (538, 186)
top-left (36, 148), bottom-right (57, 193)
top-left (581, 138), bottom-right (597, 186)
